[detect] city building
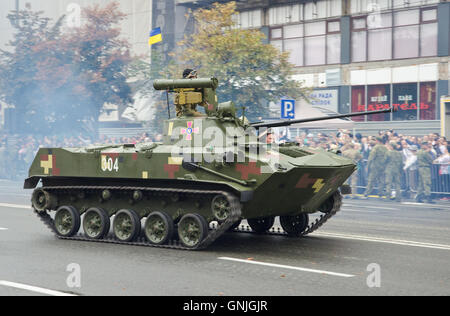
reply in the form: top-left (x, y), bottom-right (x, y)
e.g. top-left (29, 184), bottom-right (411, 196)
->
top-left (156, 0), bottom-right (450, 135)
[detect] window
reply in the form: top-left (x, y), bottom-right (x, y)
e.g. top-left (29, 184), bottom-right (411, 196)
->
top-left (420, 23), bottom-right (437, 57)
top-left (351, 0), bottom-right (392, 14)
top-left (269, 5), bottom-right (302, 26)
top-left (351, 8), bottom-right (438, 62)
top-left (270, 20), bottom-right (341, 67)
top-left (393, 10), bottom-right (419, 59)
top-left (238, 10), bottom-right (262, 29)
top-left (305, 36), bottom-right (326, 65)
top-left (352, 30), bottom-right (367, 62)
top-left (327, 34), bottom-right (341, 64)
top-left (285, 39), bottom-right (304, 66)
top-left (368, 28), bottom-right (392, 61)
top-left (271, 28), bottom-right (282, 40)
top-left (351, 82), bottom-right (437, 122)
top-left (393, 83), bottom-right (418, 121)
top-left (394, 25), bottom-right (419, 59)
top-left (351, 86), bottom-right (366, 121)
top-left (420, 8), bottom-right (438, 57)
top-left (420, 82), bottom-right (436, 120)
top-left (367, 85), bottom-right (391, 121)
top-left (284, 24), bottom-right (304, 66)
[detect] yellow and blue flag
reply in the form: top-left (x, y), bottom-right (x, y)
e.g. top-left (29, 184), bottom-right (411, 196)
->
top-left (149, 27), bottom-right (162, 46)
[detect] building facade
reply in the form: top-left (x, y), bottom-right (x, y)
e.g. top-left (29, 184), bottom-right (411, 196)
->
top-left (159, 0), bottom-right (450, 135)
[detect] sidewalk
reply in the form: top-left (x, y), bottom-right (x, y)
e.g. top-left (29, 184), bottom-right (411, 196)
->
top-left (346, 193), bottom-right (450, 208)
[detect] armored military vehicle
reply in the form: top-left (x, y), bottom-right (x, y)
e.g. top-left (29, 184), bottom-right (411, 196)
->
top-left (25, 78), bottom-right (392, 250)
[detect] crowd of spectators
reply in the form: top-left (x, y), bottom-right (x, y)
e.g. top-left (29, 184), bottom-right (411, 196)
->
top-left (284, 129), bottom-right (450, 201)
top-left (1, 129), bottom-right (449, 201)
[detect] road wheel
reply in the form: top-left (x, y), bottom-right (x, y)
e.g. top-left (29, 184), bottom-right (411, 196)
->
top-left (54, 206), bottom-right (81, 237)
top-left (248, 217), bottom-right (275, 233)
top-left (32, 188), bottom-right (57, 212)
top-left (113, 209), bottom-right (141, 242)
top-left (280, 214), bottom-right (309, 237)
top-left (83, 208), bottom-right (110, 240)
top-left (144, 212), bottom-right (174, 245)
top-left (211, 195), bottom-right (231, 221)
top-left (177, 214), bottom-right (208, 248)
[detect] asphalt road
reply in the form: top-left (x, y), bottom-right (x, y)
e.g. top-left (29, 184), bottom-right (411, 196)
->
top-left (0, 180), bottom-right (449, 296)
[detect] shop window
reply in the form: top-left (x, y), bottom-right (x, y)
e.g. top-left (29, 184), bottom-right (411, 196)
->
top-left (367, 85), bottom-right (391, 121)
top-left (420, 82), bottom-right (436, 120)
top-left (351, 86), bottom-right (366, 122)
top-left (393, 83), bottom-right (418, 121)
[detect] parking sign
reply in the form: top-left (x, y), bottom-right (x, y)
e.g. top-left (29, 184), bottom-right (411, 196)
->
top-left (281, 99), bottom-right (295, 119)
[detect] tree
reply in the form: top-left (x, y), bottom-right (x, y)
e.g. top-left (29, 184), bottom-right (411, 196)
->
top-left (170, 1), bottom-right (308, 121)
top-left (127, 50), bottom-right (177, 134)
top-left (0, 2), bottom-right (132, 136)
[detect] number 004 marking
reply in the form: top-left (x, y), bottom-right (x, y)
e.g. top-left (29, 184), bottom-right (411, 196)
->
top-left (101, 156), bottom-right (119, 172)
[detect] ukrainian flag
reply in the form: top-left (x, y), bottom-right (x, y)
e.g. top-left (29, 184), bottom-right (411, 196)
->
top-left (149, 27), bottom-right (162, 46)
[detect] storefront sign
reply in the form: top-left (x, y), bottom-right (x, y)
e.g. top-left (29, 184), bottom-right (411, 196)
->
top-left (351, 82), bottom-right (437, 122)
top-left (308, 89), bottom-right (338, 113)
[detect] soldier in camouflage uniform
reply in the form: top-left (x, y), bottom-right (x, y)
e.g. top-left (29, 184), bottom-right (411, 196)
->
top-left (416, 142), bottom-right (434, 203)
top-left (342, 143), bottom-right (363, 198)
top-left (176, 69), bottom-right (206, 118)
top-left (363, 137), bottom-right (388, 198)
top-left (385, 142), bottom-right (404, 202)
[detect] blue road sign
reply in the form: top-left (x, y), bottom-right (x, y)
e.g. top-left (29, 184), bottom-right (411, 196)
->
top-left (281, 99), bottom-right (295, 119)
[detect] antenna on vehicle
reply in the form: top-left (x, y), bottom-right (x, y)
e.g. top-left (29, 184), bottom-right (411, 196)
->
top-left (166, 90), bottom-right (171, 119)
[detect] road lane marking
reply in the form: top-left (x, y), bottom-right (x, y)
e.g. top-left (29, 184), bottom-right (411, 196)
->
top-left (0, 281), bottom-right (77, 296)
top-left (0, 227), bottom-right (8, 231)
top-left (218, 257), bottom-right (355, 278)
top-left (340, 209), bottom-right (376, 213)
top-left (0, 203), bottom-right (30, 209)
top-left (314, 232), bottom-right (450, 251)
top-left (401, 202), bottom-right (450, 209)
top-left (344, 204), bottom-right (398, 211)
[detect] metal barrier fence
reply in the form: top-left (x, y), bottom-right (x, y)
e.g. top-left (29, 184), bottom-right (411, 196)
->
top-left (431, 164), bottom-right (450, 195)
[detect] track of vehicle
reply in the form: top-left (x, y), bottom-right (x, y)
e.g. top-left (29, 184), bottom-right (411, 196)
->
top-left (33, 186), bottom-right (342, 250)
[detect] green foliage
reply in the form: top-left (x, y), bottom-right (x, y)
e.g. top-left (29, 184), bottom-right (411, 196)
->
top-left (170, 1), bottom-right (308, 121)
top-left (0, 3), bottom-right (133, 136)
